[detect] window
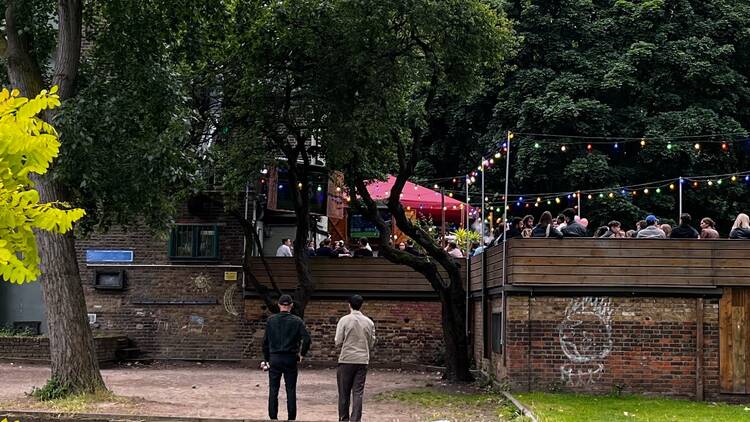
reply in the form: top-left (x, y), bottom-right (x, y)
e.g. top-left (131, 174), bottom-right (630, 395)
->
top-left (168, 225), bottom-right (219, 259)
top-left (94, 270), bottom-right (126, 290)
top-left (492, 312), bottom-right (503, 353)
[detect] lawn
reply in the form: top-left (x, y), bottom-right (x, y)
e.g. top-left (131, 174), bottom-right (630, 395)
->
top-left (378, 387), bottom-right (530, 421)
top-left (517, 392), bottom-right (750, 422)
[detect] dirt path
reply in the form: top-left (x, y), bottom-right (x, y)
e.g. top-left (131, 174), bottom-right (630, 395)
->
top-left (0, 362), bottom-right (443, 421)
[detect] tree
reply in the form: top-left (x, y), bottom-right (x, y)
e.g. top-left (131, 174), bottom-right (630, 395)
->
top-left (217, 1), bottom-right (341, 316)
top-left (444, 0), bottom-right (750, 231)
top-left (321, 0), bottom-right (514, 381)
top-left (1, 0), bottom-right (211, 394)
top-left (0, 87), bottom-right (84, 283)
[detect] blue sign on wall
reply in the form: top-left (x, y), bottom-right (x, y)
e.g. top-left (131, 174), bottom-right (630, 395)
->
top-left (85, 250), bottom-right (134, 263)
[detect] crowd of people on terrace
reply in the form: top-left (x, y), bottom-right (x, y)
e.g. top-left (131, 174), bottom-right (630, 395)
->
top-left (275, 209), bottom-right (750, 258)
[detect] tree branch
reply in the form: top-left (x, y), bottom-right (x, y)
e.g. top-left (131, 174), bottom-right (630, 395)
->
top-left (51, 0), bottom-right (82, 100)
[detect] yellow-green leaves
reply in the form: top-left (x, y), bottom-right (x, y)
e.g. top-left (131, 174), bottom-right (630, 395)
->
top-left (0, 87), bottom-right (85, 284)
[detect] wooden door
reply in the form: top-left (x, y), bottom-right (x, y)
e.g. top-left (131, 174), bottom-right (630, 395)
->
top-left (720, 288), bottom-right (750, 394)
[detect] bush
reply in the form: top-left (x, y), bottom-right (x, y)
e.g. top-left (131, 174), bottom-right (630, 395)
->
top-left (30, 376), bottom-right (71, 401)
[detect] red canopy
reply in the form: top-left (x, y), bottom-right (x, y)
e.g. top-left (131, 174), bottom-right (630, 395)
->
top-left (364, 175), bottom-right (470, 222)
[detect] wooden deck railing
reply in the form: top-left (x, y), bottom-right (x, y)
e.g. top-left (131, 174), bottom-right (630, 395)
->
top-left (245, 257), bottom-right (462, 294)
top-left (470, 239), bottom-right (750, 290)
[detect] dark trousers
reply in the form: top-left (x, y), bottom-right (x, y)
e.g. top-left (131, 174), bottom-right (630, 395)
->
top-left (337, 363), bottom-right (368, 422)
top-left (268, 354), bottom-right (299, 420)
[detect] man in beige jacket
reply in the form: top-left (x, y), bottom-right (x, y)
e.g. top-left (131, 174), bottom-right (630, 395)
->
top-left (335, 295), bottom-right (376, 422)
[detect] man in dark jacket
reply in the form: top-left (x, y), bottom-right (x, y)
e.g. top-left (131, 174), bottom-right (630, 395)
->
top-left (561, 208), bottom-right (587, 237)
top-left (315, 239), bottom-right (335, 257)
top-left (670, 213), bottom-right (700, 239)
top-left (263, 294), bottom-right (312, 421)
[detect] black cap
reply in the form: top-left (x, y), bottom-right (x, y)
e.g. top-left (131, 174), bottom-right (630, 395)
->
top-left (278, 294), bottom-right (293, 306)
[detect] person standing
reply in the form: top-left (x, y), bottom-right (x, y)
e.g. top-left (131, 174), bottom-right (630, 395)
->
top-left (336, 295), bottom-right (376, 422)
top-left (276, 238), bottom-right (293, 257)
top-left (263, 294), bottom-right (311, 421)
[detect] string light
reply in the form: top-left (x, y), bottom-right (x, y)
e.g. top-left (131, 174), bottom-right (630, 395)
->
top-left (693, 181), bottom-right (699, 187)
top-left (669, 183), bottom-right (675, 190)
top-left (316, 185), bottom-right (322, 192)
top-left (587, 144), bottom-right (593, 151)
top-left (640, 139), bottom-right (646, 147)
top-left (694, 143), bottom-right (701, 150)
top-left (587, 194), bottom-right (593, 199)
top-left (655, 188), bottom-right (661, 194)
top-left (494, 152), bottom-right (501, 159)
top-left (555, 197), bottom-right (561, 204)
top-left (614, 142), bottom-right (619, 149)
top-left (643, 188), bottom-right (649, 194)
top-left (707, 180), bottom-right (713, 186)
top-left (608, 192), bottom-right (614, 198)
top-left (598, 193), bottom-right (604, 198)
top-left (561, 145), bottom-right (567, 152)
top-left (718, 179), bottom-right (723, 185)
top-left (722, 142), bottom-right (729, 151)
top-left (534, 142), bottom-right (540, 148)
top-left (448, 192), bottom-right (454, 197)
top-left (732, 175), bottom-right (737, 182)
top-left (297, 182), bottom-right (303, 189)
top-left (667, 142), bottom-right (673, 150)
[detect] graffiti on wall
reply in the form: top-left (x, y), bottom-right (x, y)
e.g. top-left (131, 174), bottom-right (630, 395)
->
top-left (223, 284), bottom-right (239, 316)
top-left (558, 297), bottom-right (613, 385)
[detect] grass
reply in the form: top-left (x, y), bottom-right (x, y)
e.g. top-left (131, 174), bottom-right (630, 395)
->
top-left (517, 392), bottom-right (750, 422)
top-left (378, 387), bottom-right (531, 421)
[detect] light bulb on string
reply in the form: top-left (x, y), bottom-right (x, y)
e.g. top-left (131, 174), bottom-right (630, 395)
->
top-left (489, 158), bottom-right (495, 165)
top-left (655, 188), bottom-right (661, 194)
top-left (598, 193), bottom-right (604, 198)
top-left (708, 180), bottom-right (713, 186)
top-left (587, 194), bottom-right (593, 200)
top-left (722, 142), bottom-right (729, 151)
top-left (316, 185), bottom-right (322, 192)
top-left (608, 192), bottom-right (614, 198)
top-left (644, 188), bottom-right (649, 194)
top-left (448, 192), bottom-right (454, 197)
top-left (561, 145), bottom-right (567, 152)
top-left (640, 139), bottom-right (646, 147)
top-left (732, 175), bottom-right (737, 182)
top-left (693, 181), bottom-right (699, 188)
top-left (555, 197), bottom-right (561, 204)
top-left (745, 176), bottom-right (749, 182)
top-left (718, 179), bottom-right (723, 185)
top-left (587, 144), bottom-right (593, 151)
top-left (534, 142), bottom-right (540, 149)
top-left (669, 183), bottom-right (675, 190)
top-left (667, 142), bottom-right (673, 150)
top-left (536, 197), bottom-right (541, 203)
top-left (546, 200), bottom-right (551, 205)
top-left (694, 143), bottom-right (701, 150)
top-left (494, 152), bottom-right (501, 159)
top-left (614, 143), bottom-right (619, 149)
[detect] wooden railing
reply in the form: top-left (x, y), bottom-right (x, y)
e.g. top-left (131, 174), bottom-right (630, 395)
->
top-left (470, 239), bottom-right (750, 290)
top-left (245, 257), bottom-right (463, 294)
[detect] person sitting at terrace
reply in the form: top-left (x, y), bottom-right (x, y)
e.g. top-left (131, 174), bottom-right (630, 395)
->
top-left (508, 217), bottom-right (524, 239)
top-left (660, 224), bottom-right (672, 237)
top-left (560, 208), bottom-right (587, 237)
top-left (636, 215), bottom-right (666, 239)
top-left (306, 240), bottom-right (317, 256)
top-left (729, 213), bottom-right (750, 239)
top-left (600, 220), bottom-right (625, 238)
top-left (276, 238), bottom-right (293, 257)
top-left (445, 242), bottom-right (464, 258)
top-left (353, 238), bottom-right (374, 257)
top-left (699, 217), bottom-right (720, 239)
top-left (531, 211), bottom-right (563, 239)
top-left (635, 220), bottom-right (646, 234)
top-left (670, 213), bottom-right (699, 239)
top-left (521, 215), bottom-right (534, 238)
top-left (469, 241), bottom-right (481, 256)
top-left (404, 239), bottom-right (421, 256)
top-left (315, 239), bottom-right (335, 257)
top-left (594, 226), bottom-right (608, 237)
top-left (555, 214), bottom-right (566, 230)
top-left (626, 229), bottom-right (636, 238)
top-left (333, 240), bottom-right (351, 257)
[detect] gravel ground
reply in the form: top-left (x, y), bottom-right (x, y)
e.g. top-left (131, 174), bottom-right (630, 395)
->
top-left (0, 361), bottom-right (445, 421)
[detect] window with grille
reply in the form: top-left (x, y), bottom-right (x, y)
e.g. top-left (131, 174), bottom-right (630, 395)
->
top-left (168, 225), bottom-right (219, 259)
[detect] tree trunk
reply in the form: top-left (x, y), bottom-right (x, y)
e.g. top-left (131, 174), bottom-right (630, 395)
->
top-left (5, 0), bottom-right (104, 394)
top-left (352, 178), bottom-right (473, 382)
top-left (37, 181), bottom-right (105, 393)
top-left (287, 162), bottom-right (314, 318)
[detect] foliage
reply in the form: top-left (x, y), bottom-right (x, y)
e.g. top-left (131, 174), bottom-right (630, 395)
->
top-left (517, 392), bottom-right (750, 422)
top-left (451, 228), bottom-right (481, 250)
top-left (0, 326), bottom-right (39, 337)
top-left (416, 0), bottom-right (750, 233)
top-left (30, 376), bottom-right (72, 401)
top-left (0, 87), bottom-right (85, 283)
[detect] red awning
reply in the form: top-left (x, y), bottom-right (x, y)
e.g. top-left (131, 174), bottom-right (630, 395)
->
top-left (363, 175), bottom-right (470, 222)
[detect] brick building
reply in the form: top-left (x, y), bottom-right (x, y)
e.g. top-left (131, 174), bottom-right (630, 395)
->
top-left (74, 200), bottom-right (445, 365)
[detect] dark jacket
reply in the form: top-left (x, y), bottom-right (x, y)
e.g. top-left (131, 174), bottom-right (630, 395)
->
top-left (670, 225), bottom-right (699, 239)
top-left (262, 312), bottom-right (311, 361)
top-left (315, 246), bottom-right (334, 257)
top-left (531, 224), bottom-right (563, 239)
top-left (353, 248), bottom-right (374, 257)
top-left (730, 228), bottom-right (750, 239)
top-left (562, 222), bottom-right (588, 237)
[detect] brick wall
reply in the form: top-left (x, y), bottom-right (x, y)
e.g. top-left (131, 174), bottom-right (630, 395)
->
top-left (480, 295), bottom-right (720, 399)
top-left (0, 335), bottom-right (126, 364)
top-left (76, 202), bottom-right (444, 365)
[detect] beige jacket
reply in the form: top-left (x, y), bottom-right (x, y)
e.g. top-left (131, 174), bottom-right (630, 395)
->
top-left (335, 310), bottom-right (376, 364)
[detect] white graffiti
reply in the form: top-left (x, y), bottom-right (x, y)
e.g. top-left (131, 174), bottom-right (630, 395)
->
top-left (558, 297), bottom-right (613, 385)
top-left (223, 284), bottom-right (239, 316)
top-left (192, 272), bottom-right (210, 293)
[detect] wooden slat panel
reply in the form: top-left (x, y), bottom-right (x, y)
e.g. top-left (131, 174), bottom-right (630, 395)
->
top-left (732, 305), bottom-right (747, 393)
top-left (720, 289), bottom-right (733, 393)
